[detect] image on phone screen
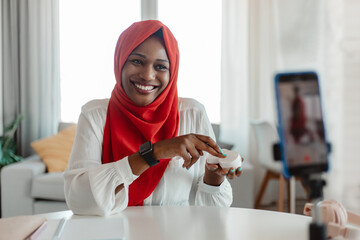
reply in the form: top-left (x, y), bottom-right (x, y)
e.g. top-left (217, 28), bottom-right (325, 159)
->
top-left (275, 72), bottom-right (328, 176)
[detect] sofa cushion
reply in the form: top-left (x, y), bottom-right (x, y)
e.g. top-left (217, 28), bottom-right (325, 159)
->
top-left (31, 172), bottom-right (65, 201)
top-left (31, 124), bottom-right (76, 172)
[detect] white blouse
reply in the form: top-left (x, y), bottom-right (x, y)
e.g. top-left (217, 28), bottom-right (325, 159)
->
top-left (64, 98), bottom-right (233, 216)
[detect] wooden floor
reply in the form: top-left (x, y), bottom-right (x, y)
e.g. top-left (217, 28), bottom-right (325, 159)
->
top-left (258, 198), bottom-right (308, 215)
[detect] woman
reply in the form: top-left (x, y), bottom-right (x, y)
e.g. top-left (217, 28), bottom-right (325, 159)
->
top-left (64, 20), bottom-right (242, 216)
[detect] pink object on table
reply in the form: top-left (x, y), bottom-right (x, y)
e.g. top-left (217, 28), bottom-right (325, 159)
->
top-left (303, 199), bottom-right (360, 239)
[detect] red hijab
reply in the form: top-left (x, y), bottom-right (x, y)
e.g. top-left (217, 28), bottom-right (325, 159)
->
top-left (102, 20), bottom-right (180, 206)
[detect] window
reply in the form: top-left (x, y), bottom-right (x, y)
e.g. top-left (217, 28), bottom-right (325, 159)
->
top-left (158, 0), bottom-right (222, 123)
top-left (60, 0), bottom-right (140, 122)
top-left (60, 0), bottom-right (221, 123)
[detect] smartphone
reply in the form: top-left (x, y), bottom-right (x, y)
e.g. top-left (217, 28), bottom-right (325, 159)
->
top-left (274, 71), bottom-right (329, 177)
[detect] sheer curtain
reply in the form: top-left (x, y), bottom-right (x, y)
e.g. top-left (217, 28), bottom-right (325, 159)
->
top-left (2, 0), bottom-right (60, 156)
top-left (272, 0), bottom-right (326, 203)
top-left (247, 0), bottom-right (280, 203)
top-left (323, 0), bottom-right (360, 212)
top-left (220, 0), bottom-right (249, 156)
top-left (246, 0), bottom-right (360, 211)
top-left (221, 0), bottom-right (288, 203)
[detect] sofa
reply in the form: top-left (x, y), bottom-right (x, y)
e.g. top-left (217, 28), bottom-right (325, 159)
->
top-left (1, 155), bottom-right (68, 217)
top-left (1, 123), bottom-right (253, 217)
top-left (0, 123), bottom-right (75, 218)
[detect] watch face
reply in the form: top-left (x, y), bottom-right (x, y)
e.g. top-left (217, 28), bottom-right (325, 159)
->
top-left (139, 141), bottom-right (159, 167)
top-left (140, 141), bottom-right (152, 154)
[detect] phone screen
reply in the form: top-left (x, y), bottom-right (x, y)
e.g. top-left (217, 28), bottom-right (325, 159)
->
top-left (275, 72), bottom-right (328, 177)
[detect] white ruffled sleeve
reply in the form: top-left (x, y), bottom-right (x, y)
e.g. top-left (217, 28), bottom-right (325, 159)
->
top-left (64, 100), bottom-right (138, 216)
top-left (195, 176), bottom-right (233, 206)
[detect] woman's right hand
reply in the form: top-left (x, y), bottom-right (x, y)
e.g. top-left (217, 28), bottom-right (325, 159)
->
top-left (153, 134), bottom-right (225, 169)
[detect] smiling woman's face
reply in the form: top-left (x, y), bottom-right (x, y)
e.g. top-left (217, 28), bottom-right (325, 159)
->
top-left (121, 35), bottom-right (170, 106)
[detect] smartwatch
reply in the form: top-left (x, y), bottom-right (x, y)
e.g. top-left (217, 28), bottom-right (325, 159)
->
top-left (139, 141), bottom-right (159, 167)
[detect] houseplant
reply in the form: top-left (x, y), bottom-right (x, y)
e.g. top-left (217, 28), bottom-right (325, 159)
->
top-left (0, 115), bottom-right (23, 168)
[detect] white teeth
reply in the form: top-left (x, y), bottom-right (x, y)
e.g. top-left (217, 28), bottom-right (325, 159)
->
top-left (134, 83), bottom-right (155, 91)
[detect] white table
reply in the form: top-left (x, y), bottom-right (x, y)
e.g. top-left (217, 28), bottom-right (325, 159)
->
top-left (38, 206), bottom-right (312, 240)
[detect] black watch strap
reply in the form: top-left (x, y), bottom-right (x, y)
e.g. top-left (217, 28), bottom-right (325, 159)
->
top-left (139, 141), bottom-right (159, 167)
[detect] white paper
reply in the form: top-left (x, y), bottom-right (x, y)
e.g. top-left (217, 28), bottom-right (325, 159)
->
top-left (37, 218), bottom-right (126, 240)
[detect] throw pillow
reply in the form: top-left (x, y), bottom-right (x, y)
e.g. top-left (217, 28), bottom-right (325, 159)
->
top-left (31, 124), bottom-right (76, 172)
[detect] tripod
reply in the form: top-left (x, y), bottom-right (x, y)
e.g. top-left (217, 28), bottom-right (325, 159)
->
top-left (302, 175), bottom-right (327, 240)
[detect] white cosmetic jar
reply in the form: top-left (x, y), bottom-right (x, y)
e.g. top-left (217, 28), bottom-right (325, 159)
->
top-left (207, 149), bottom-right (242, 169)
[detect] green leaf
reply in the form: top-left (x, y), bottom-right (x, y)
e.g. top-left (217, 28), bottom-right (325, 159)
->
top-left (0, 114), bottom-right (24, 168)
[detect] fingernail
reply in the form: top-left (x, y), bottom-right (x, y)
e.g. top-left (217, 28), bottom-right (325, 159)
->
top-left (230, 169), bottom-right (235, 173)
top-left (219, 148), bottom-right (227, 156)
top-left (238, 167), bottom-right (242, 171)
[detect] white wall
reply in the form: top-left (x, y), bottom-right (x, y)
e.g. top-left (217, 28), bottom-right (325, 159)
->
top-left (337, 0), bottom-right (360, 212)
